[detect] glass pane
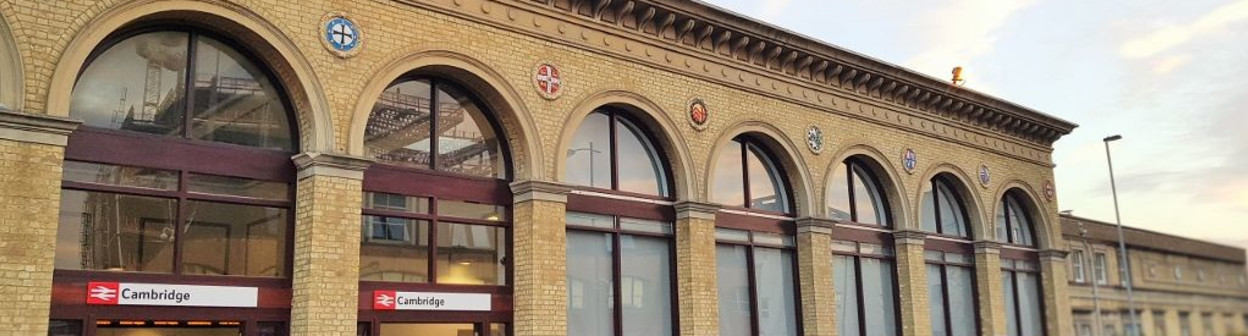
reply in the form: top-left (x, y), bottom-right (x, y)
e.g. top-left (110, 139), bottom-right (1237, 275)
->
top-left (616, 117), bottom-right (667, 196)
top-left (862, 258), bottom-right (899, 336)
top-left (834, 255), bottom-right (860, 336)
top-left (567, 231), bottom-right (614, 336)
top-left (438, 200), bottom-right (506, 221)
top-left (852, 165), bottom-right (887, 226)
top-left (360, 217), bottom-right (429, 282)
top-left (434, 84), bottom-right (504, 178)
top-left (937, 182), bottom-right (969, 238)
top-left (490, 323), bottom-right (507, 336)
top-left (48, 320), bottom-right (83, 336)
top-left (96, 327), bottom-right (239, 336)
top-left (182, 201), bottom-right (287, 277)
top-left (753, 232), bottom-right (791, 247)
top-left (947, 265), bottom-right (977, 336)
top-left (435, 222), bottom-right (504, 285)
top-left (63, 161), bottom-right (179, 190)
top-left (927, 264), bottom-right (947, 336)
top-left (621, 235), bottom-right (674, 336)
top-left (188, 173), bottom-right (288, 200)
top-left (920, 182), bottom-right (937, 233)
top-left (827, 163), bottom-right (851, 221)
top-left (715, 228), bottom-right (751, 243)
top-left (190, 36), bottom-right (293, 150)
top-left (71, 32), bottom-right (188, 136)
top-left (1019, 272), bottom-right (1045, 336)
top-left (257, 322), bottom-right (286, 336)
top-left (717, 244), bottom-right (753, 336)
top-left (1004, 271), bottom-right (1019, 336)
top-left (367, 80), bottom-right (433, 169)
top-left (1008, 197), bottom-right (1035, 246)
top-left (619, 217), bottom-right (673, 235)
top-left (567, 212), bottom-right (615, 230)
top-left (55, 190), bottom-right (175, 272)
top-left (363, 192), bottom-right (430, 214)
top-left (711, 141), bottom-right (745, 207)
top-left (755, 248), bottom-right (798, 336)
top-left (566, 112), bottom-right (612, 189)
top-left (379, 323), bottom-right (475, 336)
top-left (832, 240), bottom-right (858, 254)
top-left (746, 144), bottom-right (787, 212)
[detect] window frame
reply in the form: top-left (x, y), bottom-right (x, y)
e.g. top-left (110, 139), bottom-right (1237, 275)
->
top-left (924, 249), bottom-right (980, 336)
top-left (828, 158), bottom-right (893, 227)
top-left (1072, 250), bottom-right (1087, 283)
top-left (832, 241), bottom-right (902, 336)
top-left (565, 109), bottom-right (675, 199)
top-left (1002, 257), bottom-right (1048, 336)
top-left (565, 213), bottom-right (679, 336)
top-left (715, 229), bottom-right (803, 336)
top-left (358, 191), bottom-right (509, 286)
top-left (1094, 252), bottom-right (1110, 285)
top-left (999, 193), bottom-right (1038, 247)
top-left (715, 136), bottom-right (794, 215)
top-left (923, 176), bottom-right (974, 238)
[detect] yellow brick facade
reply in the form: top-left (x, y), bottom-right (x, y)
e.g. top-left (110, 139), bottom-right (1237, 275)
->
top-left (0, 0), bottom-right (1092, 335)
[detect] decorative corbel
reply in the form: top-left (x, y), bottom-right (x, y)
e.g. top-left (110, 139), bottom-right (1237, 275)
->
top-left (714, 29), bottom-right (733, 53)
top-left (765, 45), bottom-right (784, 68)
top-left (615, 1), bottom-right (635, 23)
top-left (637, 7), bottom-right (656, 32)
top-left (656, 12), bottom-right (677, 37)
top-left (675, 18), bottom-right (696, 42)
top-left (811, 60), bottom-right (829, 82)
top-left (593, 0), bottom-right (612, 19)
top-left (780, 50), bottom-right (800, 73)
top-left (748, 40), bottom-right (767, 64)
top-left (839, 68), bottom-right (858, 87)
top-left (731, 35), bottom-right (751, 58)
top-left (696, 24), bottom-right (716, 48)
top-left (796, 55), bottom-right (814, 77)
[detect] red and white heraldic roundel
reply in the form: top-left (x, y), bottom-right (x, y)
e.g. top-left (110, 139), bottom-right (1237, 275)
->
top-left (534, 63), bottom-right (562, 99)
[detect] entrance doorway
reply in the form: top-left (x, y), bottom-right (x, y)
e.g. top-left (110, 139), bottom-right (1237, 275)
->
top-left (364, 323), bottom-right (506, 336)
top-left (95, 326), bottom-right (240, 336)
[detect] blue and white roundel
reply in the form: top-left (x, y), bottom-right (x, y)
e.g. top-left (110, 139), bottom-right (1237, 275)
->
top-left (325, 17), bottom-right (359, 52)
top-left (979, 165), bottom-right (991, 186)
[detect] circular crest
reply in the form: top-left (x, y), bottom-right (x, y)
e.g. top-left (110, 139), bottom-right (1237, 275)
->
top-left (978, 164), bottom-right (991, 187)
top-left (901, 148), bottom-right (917, 174)
top-left (688, 98), bottom-right (709, 131)
top-left (806, 126), bottom-right (824, 154)
top-left (320, 12), bottom-right (362, 58)
top-left (1044, 180), bottom-right (1056, 202)
top-left (533, 62), bottom-right (563, 100)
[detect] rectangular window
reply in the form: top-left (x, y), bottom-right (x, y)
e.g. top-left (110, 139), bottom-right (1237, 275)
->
top-left (48, 320), bottom-right (82, 336)
top-left (1003, 267), bottom-right (1045, 336)
top-left (182, 201), bottom-right (288, 277)
top-left (434, 222), bottom-right (505, 285)
top-left (566, 213), bottom-right (674, 336)
top-left (56, 190), bottom-right (176, 273)
top-left (1180, 312), bottom-right (1192, 336)
top-left (834, 241), bottom-right (898, 336)
top-left (1202, 314), bottom-right (1215, 336)
top-left (716, 228), bottom-right (798, 336)
top-left (927, 251), bottom-right (977, 336)
top-left (1154, 311), bottom-right (1167, 336)
top-left (1094, 252), bottom-right (1110, 285)
top-left (360, 217), bottom-right (429, 282)
top-left (1072, 250), bottom-right (1086, 283)
top-left (359, 192), bottom-right (508, 285)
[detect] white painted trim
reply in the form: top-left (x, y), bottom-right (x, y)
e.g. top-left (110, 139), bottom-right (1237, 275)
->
top-left (718, 208), bottom-right (795, 221)
top-left (569, 189), bottom-right (675, 206)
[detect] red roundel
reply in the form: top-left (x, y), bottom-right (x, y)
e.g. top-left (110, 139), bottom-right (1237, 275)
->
top-left (535, 63), bottom-right (561, 98)
top-left (690, 101), bottom-right (708, 126)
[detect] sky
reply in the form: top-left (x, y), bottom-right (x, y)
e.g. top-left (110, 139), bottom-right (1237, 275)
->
top-left (700, 0), bottom-right (1248, 249)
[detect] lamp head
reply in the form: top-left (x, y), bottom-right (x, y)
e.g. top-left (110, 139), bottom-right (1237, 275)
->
top-left (1103, 135), bottom-right (1122, 142)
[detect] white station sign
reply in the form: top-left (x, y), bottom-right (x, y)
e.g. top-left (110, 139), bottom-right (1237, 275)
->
top-left (372, 291), bottom-right (491, 311)
top-left (86, 282), bottom-right (258, 308)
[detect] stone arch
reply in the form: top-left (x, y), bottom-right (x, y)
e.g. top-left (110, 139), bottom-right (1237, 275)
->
top-left (45, 0), bottom-right (334, 152)
top-left (706, 120), bottom-right (815, 217)
top-left (554, 89), bottom-right (695, 199)
top-left (991, 181), bottom-right (1054, 249)
top-left (822, 144), bottom-right (910, 228)
top-left (0, 13), bottom-right (22, 111)
top-left (347, 47), bottom-right (542, 181)
top-left (915, 163), bottom-right (988, 240)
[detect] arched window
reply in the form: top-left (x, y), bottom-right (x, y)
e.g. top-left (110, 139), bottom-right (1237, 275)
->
top-left (56, 29), bottom-right (296, 280)
top-left (711, 136), bottom-right (791, 213)
top-left (364, 77), bottom-right (506, 179)
top-left (996, 193), bottom-right (1036, 246)
top-left (920, 176), bottom-right (972, 238)
top-left (565, 109), bottom-right (670, 197)
top-left (826, 157), bottom-right (890, 226)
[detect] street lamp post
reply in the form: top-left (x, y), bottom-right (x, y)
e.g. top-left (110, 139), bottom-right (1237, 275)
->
top-left (1103, 134), bottom-right (1139, 336)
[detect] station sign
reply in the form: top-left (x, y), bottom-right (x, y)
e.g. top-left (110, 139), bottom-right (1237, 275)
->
top-left (372, 291), bottom-right (491, 311)
top-left (86, 282), bottom-right (258, 308)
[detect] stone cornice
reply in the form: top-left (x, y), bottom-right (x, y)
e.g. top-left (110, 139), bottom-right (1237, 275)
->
top-left (973, 240), bottom-right (1003, 254)
top-left (510, 180), bottom-right (573, 203)
top-left (674, 200), bottom-right (719, 220)
top-left (460, 0), bottom-right (1076, 149)
top-left (0, 109), bottom-right (81, 146)
top-left (795, 217), bottom-right (835, 235)
top-left (893, 229), bottom-right (927, 245)
top-left (292, 152), bottom-right (375, 180)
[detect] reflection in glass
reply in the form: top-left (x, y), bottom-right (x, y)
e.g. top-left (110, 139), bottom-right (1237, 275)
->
top-left (567, 231), bottom-right (614, 336)
top-left (566, 112), bottom-right (612, 190)
top-left (190, 37), bottom-right (292, 150)
top-left (827, 163), bottom-right (851, 221)
top-left (435, 222), bottom-right (505, 285)
top-left (947, 266), bottom-right (977, 336)
top-left (182, 201), bottom-right (287, 277)
top-left (615, 118), bottom-right (666, 196)
top-left (188, 173), bottom-right (288, 200)
top-left (754, 248), bottom-right (798, 336)
top-left (439, 200), bottom-right (506, 221)
top-left (621, 235), bottom-right (673, 336)
top-left (997, 195), bottom-right (1035, 246)
top-left (862, 258), bottom-right (899, 336)
top-left (927, 265), bottom-right (949, 336)
top-left (435, 84), bottom-right (504, 178)
top-left (746, 144), bottom-right (785, 212)
top-left (1005, 272), bottom-right (1018, 336)
top-left (716, 244), bottom-right (752, 336)
top-left (852, 166), bottom-right (886, 225)
top-left (366, 80), bottom-right (433, 170)
top-left (71, 32), bottom-right (189, 137)
top-left (55, 190), bottom-right (175, 273)
top-left (921, 178), bottom-right (971, 238)
top-left (363, 192), bottom-right (430, 214)
top-left (827, 160), bottom-right (890, 226)
top-left (711, 141), bottom-right (745, 207)
top-left (834, 255), bottom-right (859, 336)
top-left (360, 217), bottom-right (429, 282)
top-left (63, 161), bottom-right (178, 191)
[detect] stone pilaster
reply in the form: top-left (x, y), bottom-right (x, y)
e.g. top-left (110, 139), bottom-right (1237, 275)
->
top-left (1039, 249), bottom-right (1073, 336)
top-left (0, 110), bottom-right (78, 336)
top-left (973, 241), bottom-right (1006, 336)
top-left (289, 152), bottom-right (373, 336)
top-left (674, 201), bottom-right (721, 336)
top-left (796, 218), bottom-right (836, 336)
top-left (894, 230), bottom-right (931, 336)
top-left (510, 180), bottom-right (571, 336)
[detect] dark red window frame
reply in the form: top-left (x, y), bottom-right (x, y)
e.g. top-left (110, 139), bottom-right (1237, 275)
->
top-left (1001, 256), bottom-right (1048, 336)
top-left (719, 136), bottom-right (795, 216)
top-left (565, 213), bottom-right (680, 336)
top-left (831, 241), bottom-right (902, 336)
top-left (715, 229), bottom-right (804, 336)
top-left (831, 157), bottom-right (893, 227)
top-left (566, 108), bottom-right (676, 199)
top-left (999, 192), bottom-right (1039, 247)
top-left (924, 176), bottom-right (974, 239)
top-left (924, 249), bottom-right (981, 336)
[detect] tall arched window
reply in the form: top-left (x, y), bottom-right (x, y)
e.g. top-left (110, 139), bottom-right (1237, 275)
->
top-left (998, 191), bottom-right (1045, 336)
top-left (565, 109), bottom-right (670, 197)
top-left (919, 174), bottom-right (977, 336)
top-left (826, 157), bottom-right (890, 226)
top-left (55, 27), bottom-right (297, 331)
top-left (358, 75), bottom-right (511, 333)
top-left (711, 136), bottom-right (791, 213)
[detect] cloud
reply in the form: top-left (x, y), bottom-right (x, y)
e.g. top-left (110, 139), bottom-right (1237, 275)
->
top-left (1151, 54), bottom-right (1191, 75)
top-left (900, 0), bottom-right (1035, 92)
top-left (757, 0), bottom-right (793, 21)
top-left (1120, 0), bottom-right (1248, 58)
